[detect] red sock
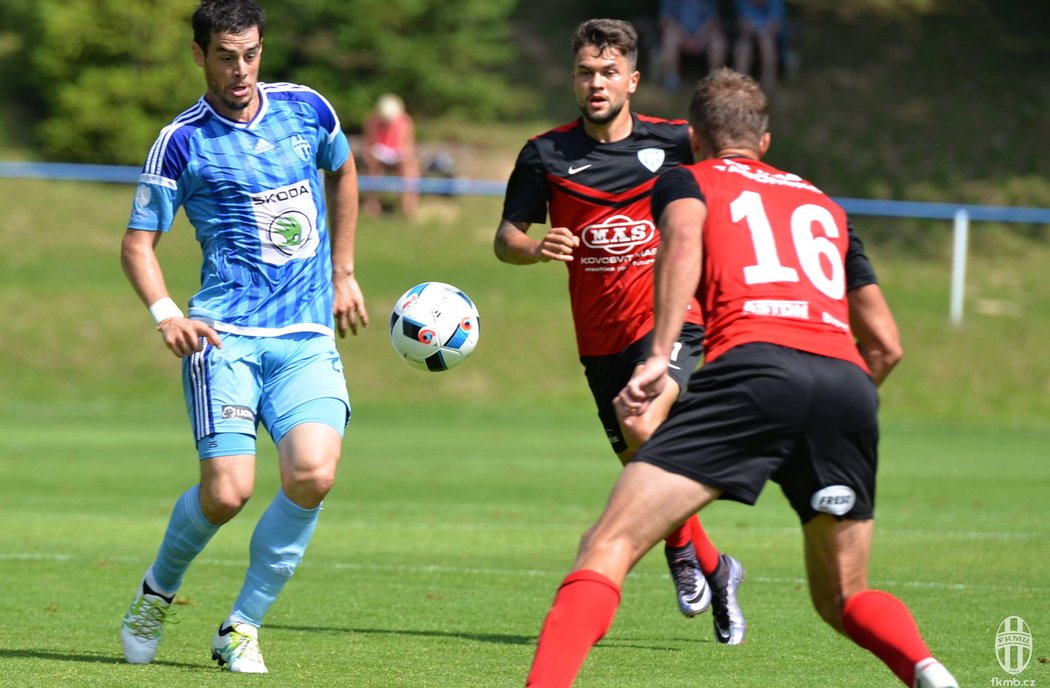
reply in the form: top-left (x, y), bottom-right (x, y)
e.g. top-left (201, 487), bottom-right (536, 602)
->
top-left (664, 519), bottom-right (692, 548)
top-left (525, 570), bottom-right (621, 688)
top-left (690, 516), bottom-right (721, 576)
top-left (841, 589), bottom-right (932, 686)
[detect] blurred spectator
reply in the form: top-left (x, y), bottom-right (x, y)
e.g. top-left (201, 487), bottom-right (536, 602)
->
top-left (658, 0), bottom-right (727, 92)
top-left (361, 93), bottom-right (419, 217)
top-left (733, 0), bottom-right (786, 93)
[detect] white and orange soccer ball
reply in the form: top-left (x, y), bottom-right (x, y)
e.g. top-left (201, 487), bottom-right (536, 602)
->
top-left (389, 282), bottom-right (480, 372)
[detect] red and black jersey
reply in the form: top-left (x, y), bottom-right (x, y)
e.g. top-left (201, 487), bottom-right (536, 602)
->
top-left (502, 114), bottom-right (704, 356)
top-left (651, 157), bottom-right (873, 371)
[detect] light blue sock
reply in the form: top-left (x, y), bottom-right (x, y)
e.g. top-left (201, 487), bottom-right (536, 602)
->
top-left (230, 489), bottom-right (320, 627)
top-left (151, 484), bottom-right (220, 593)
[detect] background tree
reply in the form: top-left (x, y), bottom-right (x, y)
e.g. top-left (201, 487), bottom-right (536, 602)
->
top-left (2, 0), bottom-right (523, 165)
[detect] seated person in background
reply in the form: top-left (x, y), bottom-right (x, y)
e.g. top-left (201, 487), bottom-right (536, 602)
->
top-left (733, 0), bottom-right (786, 93)
top-left (362, 93), bottom-right (419, 217)
top-left (658, 0), bottom-right (727, 92)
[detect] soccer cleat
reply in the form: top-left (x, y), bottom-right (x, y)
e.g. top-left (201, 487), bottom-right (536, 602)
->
top-left (913, 658), bottom-right (959, 688)
top-left (120, 573), bottom-right (177, 664)
top-left (664, 542), bottom-right (711, 617)
top-left (211, 622), bottom-right (268, 673)
top-left (709, 553), bottom-right (747, 645)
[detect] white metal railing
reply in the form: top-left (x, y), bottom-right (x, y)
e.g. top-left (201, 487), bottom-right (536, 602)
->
top-left (4, 161), bottom-right (1049, 326)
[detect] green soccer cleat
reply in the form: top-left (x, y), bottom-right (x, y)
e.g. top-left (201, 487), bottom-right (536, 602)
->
top-left (211, 621), bottom-right (269, 673)
top-left (120, 572), bottom-right (177, 664)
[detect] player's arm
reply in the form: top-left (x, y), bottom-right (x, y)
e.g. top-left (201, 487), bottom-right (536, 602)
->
top-left (326, 154), bottom-right (369, 337)
top-left (848, 283), bottom-right (902, 387)
top-left (842, 221), bottom-right (901, 386)
top-left (120, 228), bottom-right (221, 357)
top-left (494, 218), bottom-right (578, 264)
top-left (617, 196), bottom-right (705, 417)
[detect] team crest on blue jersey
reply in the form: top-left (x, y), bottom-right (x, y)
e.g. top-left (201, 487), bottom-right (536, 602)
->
top-left (291, 134), bottom-right (313, 163)
top-left (134, 183), bottom-right (151, 208)
top-left (637, 148), bottom-right (665, 173)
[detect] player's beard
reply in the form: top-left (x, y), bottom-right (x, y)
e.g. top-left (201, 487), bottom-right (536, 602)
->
top-left (580, 99), bottom-right (625, 126)
top-left (219, 85), bottom-right (254, 113)
top-left (220, 95), bottom-right (251, 112)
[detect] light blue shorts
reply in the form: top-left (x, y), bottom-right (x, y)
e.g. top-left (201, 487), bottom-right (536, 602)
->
top-left (182, 332), bottom-right (351, 459)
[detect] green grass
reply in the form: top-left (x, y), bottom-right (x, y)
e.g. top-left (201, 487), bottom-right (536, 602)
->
top-left (2, 4), bottom-right (1049, 684)
top-left (1, 174), bottom-right (1049, 685)
top-left (0, 402), bottom-right (1047, 687)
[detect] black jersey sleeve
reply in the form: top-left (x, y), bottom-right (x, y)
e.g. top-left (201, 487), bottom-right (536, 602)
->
top-left (651, 166), bottom-right (704, 224)
top-left (845, 221), bottom-right (879, 290)
top-left (501, 140), bottom-right (550, 224)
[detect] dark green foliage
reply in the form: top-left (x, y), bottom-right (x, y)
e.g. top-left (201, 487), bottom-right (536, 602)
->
top-left (262, 0), bottom-right (521, 127)
top-left (0, 0), bottom-right (523, 165)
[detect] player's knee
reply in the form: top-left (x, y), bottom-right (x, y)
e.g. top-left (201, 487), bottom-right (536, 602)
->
top-left (282, 462), bottom-right (337, 505)
top-left (200, 487), bottom-right (251, 525)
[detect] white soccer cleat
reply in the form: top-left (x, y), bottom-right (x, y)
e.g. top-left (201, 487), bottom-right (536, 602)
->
top-left (120, 572), bottom-right (177, 664)
top-left (709, 553), bottom-right (747, 645)
top-left (913, 658), bottom-right (959, 688)
top-left (211, 622), bottom-right (269, 673)
top-left (665, 543), bottom-right (712, 617)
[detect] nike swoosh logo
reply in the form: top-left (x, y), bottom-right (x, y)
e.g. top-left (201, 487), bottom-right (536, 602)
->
top-left (568, 164), bottom-right (592, 175)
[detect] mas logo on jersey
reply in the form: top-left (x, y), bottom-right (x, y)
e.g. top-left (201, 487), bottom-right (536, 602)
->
top-left (251, 180), bottom-right (320, 266)
top-left (810, 485), bottom-right (855, 517)
top-left (581, 215), bottom-right (656, 255)
top-left (637, 148), bottom-right (665, 173)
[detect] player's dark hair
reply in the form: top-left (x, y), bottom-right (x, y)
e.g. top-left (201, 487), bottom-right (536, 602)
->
top-left (689, 68), bottom-right (769, 152)
top-left (572, 19), bottom-right (638, 70)
top-left (193, 0), bottom-right (265, 53)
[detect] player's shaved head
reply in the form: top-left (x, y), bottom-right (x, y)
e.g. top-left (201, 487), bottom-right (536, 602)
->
top-left (689, 68), bottom-right (769, 153)
top-left (193, 0), bottom-right (266, 53)
top-left (572, 18), bottom-right (638, 70)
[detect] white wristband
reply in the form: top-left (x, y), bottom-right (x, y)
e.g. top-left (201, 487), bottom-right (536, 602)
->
top-left (148, 297), bottom-right (185, 326)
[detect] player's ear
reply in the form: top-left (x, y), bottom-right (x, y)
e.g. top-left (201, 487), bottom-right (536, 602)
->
top-left (192, 42), bottom-right (206, 68)
top-left (627, 69), bottom-right (640, 95)
top-left (758, 132), bottom-right (771, 157)
top-left (688, 126), bottom-right (704, 160)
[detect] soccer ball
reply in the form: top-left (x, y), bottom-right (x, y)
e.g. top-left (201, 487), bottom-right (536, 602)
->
top-left (389, 282), bottom-right (480, 371)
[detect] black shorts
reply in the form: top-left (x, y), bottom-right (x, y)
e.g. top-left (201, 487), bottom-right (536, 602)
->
top-left (580, 323), bottom-right (705, 454)
top-left (634, 342), bottom-right (879, 523)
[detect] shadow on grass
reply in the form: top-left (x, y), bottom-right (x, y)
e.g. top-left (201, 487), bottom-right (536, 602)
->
top-left (0, 648), bottom-right (203, 670)
top-left (267, 624), bottom-right (685, 652)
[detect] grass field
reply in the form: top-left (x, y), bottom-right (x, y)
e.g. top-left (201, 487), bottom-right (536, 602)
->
top-left (2, 3), bottom-right (1048, 685)
top-left (1, 171), bottom-right (1049, 686)
top-left (1, 400), bottom-right (1047, 687)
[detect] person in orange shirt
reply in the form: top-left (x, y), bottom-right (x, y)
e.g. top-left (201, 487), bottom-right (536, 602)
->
top-left (361, 93), bottom-right (420, 217)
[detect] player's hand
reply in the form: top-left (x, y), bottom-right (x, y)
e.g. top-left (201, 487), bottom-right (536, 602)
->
top-left (334, 275), bottom-right (369, 337)
top-left (157, 317), bottom-right (222, 358)
top-left (535, 227), bottom-right (579, 263)
top-left (614, 357), bottom-right (669, 418)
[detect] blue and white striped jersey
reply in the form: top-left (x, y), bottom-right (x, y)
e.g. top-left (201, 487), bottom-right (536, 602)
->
top-left (128, 82), bottom-right (351, 336)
